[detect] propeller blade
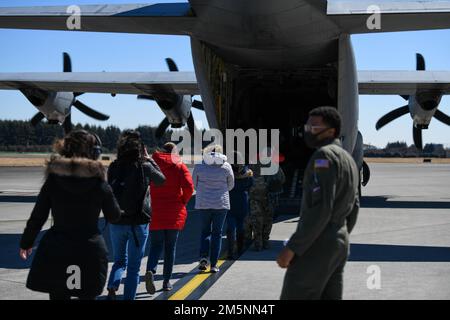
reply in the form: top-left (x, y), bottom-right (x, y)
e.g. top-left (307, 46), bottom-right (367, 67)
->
top-left (400, 95), bottom-right (409, 101)
top-left (165, 58), bottom-right (179, 72)
top-left (20, 89), bottom-right (48, 107)
top-left (73, 100), bottom-right (109, 121)
top-left (63, 113), bottom-right (72, 134)
top-left (375, 105), bottom-right (409, 130)
top-left (362, 161), bottom-right (371, 187)
top-left (192, 100), bottom-right (204, 110)
top-left (187, 113), bottom-right (196, 137)
top-left (413, 126), bottom-right (423, 150)
top-left (416, 53), bottom-right (425, 71)
top-left (63, 52), bottom-right (72, 73)
top-left (155, 118), bottom-right (170, 139)
top-left (434, 109), bottom-right (450, 126)
top-left (31, 112), bottom-right (45, 126)
top-left (137, 95), bottom-right (155, 101)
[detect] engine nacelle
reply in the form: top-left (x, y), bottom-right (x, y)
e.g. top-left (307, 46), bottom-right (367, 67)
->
top-left (39, 92), bottom-right (74, 123)
top-left (160, 95), bottom-right (192, 128)
top-left (22, 88), bottom-right (74, 124)
top-left (409, 92), bottom-right (442, 129)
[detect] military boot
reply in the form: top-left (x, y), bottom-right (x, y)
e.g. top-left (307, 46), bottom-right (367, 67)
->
top-left (253, 239), bottom-right (263, 251)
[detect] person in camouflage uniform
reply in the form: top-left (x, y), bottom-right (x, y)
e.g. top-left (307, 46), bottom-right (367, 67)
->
top-left (248, 172), bottom-right (272, 251)
top-left (247, 163), bottom-right (285, 251)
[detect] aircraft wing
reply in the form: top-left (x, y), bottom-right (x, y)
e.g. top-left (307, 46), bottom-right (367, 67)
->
top-left (358, 71), bottom-right (450, 95)
top-left (328, 0), bottom-right (450, 34)
top-left (0, 72), bottom-right (200, 95)
top-left (2, 70), bottom-right (449, 97)
top-left (0, 3), bottom-right (195, 35)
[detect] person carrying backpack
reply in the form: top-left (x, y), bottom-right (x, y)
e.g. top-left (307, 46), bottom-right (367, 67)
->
top-left (106, 130), bottom-right (165, 300)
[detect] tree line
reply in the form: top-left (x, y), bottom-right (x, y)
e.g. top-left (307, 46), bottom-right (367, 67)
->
top-left (364, 141), bottom-right (449, 158)
top-left (0, 120), bottom-right (170, 153)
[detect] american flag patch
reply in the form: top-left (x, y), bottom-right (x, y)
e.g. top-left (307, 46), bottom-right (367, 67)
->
top-left (314, 159), bottom-right (330, 169)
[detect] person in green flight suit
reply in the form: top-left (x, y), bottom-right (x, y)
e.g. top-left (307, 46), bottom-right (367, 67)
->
top-left (277, 106), bottom-right (360, 300)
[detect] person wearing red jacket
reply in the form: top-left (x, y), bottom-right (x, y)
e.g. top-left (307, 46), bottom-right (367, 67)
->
top-left (145, 142), bottom-right (194, 293)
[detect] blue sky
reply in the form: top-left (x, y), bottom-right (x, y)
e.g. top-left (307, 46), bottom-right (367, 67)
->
top-left (0, 0), bottom-right (449, 148)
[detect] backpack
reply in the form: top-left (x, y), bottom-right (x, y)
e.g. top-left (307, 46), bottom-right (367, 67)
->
top-left (110, 161), bottom-right (149, 224)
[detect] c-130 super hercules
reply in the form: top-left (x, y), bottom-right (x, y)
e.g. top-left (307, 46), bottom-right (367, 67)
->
top-left (1, 0), bottom-right (450, 201)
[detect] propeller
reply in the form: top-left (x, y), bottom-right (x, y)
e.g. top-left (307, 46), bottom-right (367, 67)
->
top-left (138, 58), bottom-right (204, 139)
top-left (434, 109), bottom-right (450, 126)
top-left (155, 118), bottom-right (170, 140)
top-left (375, 105), bottom-right (409, 130)
top-left (413, 126), bottom-right (423, 150)
top-left (375, 53), bottom-right (450, 150)
top-left (29, 52), bottom-right (109, 133)
top-left (30, 112), bottom-right (45, 127)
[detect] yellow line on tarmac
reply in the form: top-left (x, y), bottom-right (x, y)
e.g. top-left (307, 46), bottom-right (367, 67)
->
top-left (169, 259), bottom-right (226, 300)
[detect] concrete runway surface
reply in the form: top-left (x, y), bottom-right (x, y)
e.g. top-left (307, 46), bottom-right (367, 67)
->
top-left (0, 163), bottom-right (449, 300)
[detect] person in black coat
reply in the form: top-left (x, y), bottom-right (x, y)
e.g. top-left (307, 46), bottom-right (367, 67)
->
top-left (19, 130), bottom-right (122, 300)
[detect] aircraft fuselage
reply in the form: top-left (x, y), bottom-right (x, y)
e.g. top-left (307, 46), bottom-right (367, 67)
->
top-left (189, 0), bottom-right (340, 69)
top-left (186, 1), bottom-right (360, 204)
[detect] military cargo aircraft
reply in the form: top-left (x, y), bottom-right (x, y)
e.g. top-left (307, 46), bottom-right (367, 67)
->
top-left (1, 0), bottom-right (450, 202)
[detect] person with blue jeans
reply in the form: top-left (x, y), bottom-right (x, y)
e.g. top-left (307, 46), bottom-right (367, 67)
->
top-left (107, 224), bottom-right (149, 299)
top-left (144, 143), bottom-right (194, 293)
top-left (198, 209), bottom-right (228, 270)
top-left (106, 130), bottom-right (165, 300)
top-left (193, 145), bottom-right (234, 273)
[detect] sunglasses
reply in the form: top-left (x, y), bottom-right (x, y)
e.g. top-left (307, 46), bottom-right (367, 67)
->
top-left (304, 124), bottom-right (330, 133)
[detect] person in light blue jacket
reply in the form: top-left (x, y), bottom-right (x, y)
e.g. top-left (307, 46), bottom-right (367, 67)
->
top-left (193, 145), bottom-right (234, 273)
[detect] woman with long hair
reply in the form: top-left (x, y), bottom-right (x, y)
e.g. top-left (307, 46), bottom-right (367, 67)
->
top-left (20, 129), bottom-right (122, 300)
top-left (106, 130), bottom-right (165, 300)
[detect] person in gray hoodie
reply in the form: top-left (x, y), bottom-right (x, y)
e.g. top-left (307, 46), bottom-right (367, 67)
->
top-left (192, 145), bottom-right (234, 273)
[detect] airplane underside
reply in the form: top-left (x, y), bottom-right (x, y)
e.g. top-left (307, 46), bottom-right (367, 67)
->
top-left (192, 39), bottom-right (342, 211)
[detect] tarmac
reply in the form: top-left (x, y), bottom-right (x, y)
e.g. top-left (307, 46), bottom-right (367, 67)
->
top-left (0, 163), bottom-right (449, 300)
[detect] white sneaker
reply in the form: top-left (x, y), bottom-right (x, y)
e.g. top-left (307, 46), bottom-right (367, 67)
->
top-left (210, 266), bottom-right (220, 273)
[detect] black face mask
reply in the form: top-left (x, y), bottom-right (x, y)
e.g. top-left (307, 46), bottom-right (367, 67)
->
top-left (304, 128), bottom-right (331, 149)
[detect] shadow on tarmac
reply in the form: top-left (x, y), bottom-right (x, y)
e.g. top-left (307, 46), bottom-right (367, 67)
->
top-left (349, 243), bottom-right (450, 262)
top-left (5, 193), bottom-right (450, 272)
top-left (0, 231), bottom-right (45, 269)
top-left (0, 195), bottom-right (37, 203)
top-left (361, 196), bottom-right (450, 209)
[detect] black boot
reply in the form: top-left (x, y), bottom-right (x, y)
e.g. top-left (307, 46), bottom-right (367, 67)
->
top-left (237, 232), bottom-right (245, 256)
top-left (226, 232), bottom-right (235, 260)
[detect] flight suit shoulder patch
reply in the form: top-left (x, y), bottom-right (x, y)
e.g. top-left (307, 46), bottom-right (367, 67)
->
top-left (314, 158), bottom-right (330, 169)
